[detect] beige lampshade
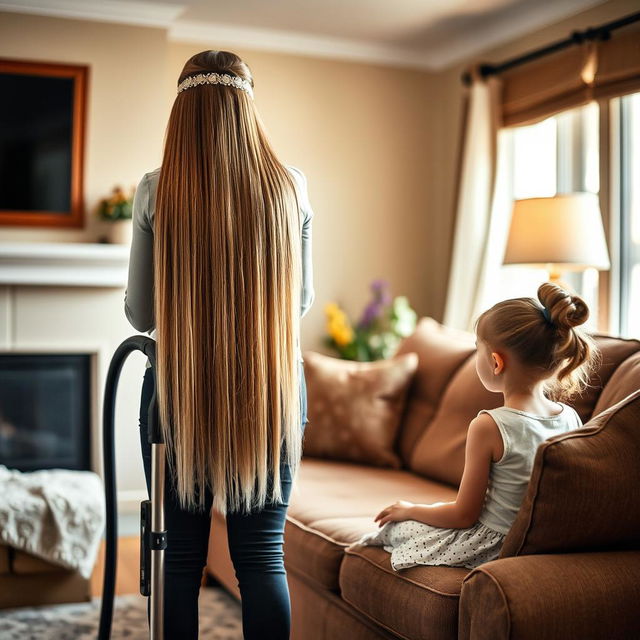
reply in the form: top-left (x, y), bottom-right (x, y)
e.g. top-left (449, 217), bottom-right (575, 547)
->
top-left (503, 193), bottom-right (610, 271)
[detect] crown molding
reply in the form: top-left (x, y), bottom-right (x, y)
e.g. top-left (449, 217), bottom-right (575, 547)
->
top-left (0, 0), bottom-right (608, 72)
top-left (167, 20), bottom-right (434, 71)
top-left (0, 0), bottom-right (185, 29)
top-left (0, 0), bottom-right (433, 70)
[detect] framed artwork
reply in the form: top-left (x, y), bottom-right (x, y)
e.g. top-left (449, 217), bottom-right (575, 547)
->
top-left (0, 58), bottom-right (89, 228)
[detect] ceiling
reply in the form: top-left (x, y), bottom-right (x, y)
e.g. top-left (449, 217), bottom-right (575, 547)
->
top-left (1, 0), bottom-right (607, 69)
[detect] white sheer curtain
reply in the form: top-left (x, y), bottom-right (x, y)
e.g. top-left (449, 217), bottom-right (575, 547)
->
top-left (467, 129), bottom-right (515, 322)
top-left (443, 75), bottom-right (513, 332)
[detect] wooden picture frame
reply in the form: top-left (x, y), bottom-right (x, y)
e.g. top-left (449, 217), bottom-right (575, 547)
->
top-left (0, 58), bottom-right (89, 228)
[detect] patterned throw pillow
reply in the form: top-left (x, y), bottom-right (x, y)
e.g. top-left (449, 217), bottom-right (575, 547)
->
top-left (301, 350), bottom-right (419, 468)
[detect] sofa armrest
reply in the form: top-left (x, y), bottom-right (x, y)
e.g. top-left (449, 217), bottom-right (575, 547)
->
top-left (458, 551), bottom-right (640, 640)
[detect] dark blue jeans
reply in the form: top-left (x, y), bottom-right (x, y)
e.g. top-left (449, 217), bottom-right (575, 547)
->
top-left (139, 362), bottom-right (307, 639)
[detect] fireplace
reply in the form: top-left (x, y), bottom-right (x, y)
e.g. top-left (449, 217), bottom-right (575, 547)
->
top-left (0, 353), bottom-right (92, 472)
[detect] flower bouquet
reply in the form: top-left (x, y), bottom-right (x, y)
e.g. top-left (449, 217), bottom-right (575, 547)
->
top-left (323, 279), bottom-right (417, 361)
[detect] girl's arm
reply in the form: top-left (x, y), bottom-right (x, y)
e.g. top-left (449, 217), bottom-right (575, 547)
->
top-left (410, 414), bottom-right (499, 528)
top-left (375, 414), bottom-right (501, 529)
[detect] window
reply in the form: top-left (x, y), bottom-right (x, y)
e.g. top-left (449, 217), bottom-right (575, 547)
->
top-left (496, 102), bottom-right (601, 332)
top-left (616, 91), bottom-right (640, 339)
top-left (495, 94), bottom-right (640, 338)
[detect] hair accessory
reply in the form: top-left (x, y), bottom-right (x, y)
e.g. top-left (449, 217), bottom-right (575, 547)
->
top-left (177, 72), bottom-right (254, 99)
top-left (542, 307), bottom-right (552, 323)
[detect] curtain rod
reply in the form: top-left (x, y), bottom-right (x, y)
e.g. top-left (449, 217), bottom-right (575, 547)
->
top-left (461, 9), bottom-right (640, 86)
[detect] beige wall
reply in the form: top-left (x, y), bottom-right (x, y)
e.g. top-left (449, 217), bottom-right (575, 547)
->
top-left (431, 0), bottom-right (640, 320)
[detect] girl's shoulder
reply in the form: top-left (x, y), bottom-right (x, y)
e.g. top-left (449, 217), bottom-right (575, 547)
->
top-left (476, 402), bottom-right (583, 449)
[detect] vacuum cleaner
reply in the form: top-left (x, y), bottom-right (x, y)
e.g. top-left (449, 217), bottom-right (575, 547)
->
top-left (98, 335), bottom-right (166, 639)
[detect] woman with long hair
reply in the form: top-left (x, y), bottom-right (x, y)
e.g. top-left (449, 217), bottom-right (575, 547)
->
top-left (124, 49), bottom-right (315, 638)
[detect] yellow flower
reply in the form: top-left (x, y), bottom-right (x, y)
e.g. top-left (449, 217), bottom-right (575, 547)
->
top-left (324, 301), bottom-right (355, 345)
top-left (334, 326), bottom-right (354, 346)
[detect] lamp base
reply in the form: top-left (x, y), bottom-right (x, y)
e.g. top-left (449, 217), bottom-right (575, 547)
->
top-left (546, 265), bottom-right (570, 289)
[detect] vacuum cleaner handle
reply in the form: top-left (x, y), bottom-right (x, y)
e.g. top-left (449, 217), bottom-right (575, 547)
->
top-left (98, 335), bottom-right (165, 640)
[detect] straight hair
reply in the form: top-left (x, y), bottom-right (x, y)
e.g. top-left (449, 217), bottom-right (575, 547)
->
top-left (154, 50), bottom-right (303, 516)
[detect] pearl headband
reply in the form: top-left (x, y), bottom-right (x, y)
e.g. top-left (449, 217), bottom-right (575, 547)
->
top-left (177, 72), bottom-right (254, 99)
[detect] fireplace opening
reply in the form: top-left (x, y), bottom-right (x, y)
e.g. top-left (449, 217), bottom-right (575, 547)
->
top-left (0, 353), bottom-right (92, 472)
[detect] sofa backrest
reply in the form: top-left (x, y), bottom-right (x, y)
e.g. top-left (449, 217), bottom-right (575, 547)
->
top-left (571, 333), bottom-right (640, 422)
top-left (407, 355), bottom-right (503, 486)
top-left (500, 369), bottom-right (640, 557)
top-left (394, 317), bottom-right (477, 466)
top-left (396, 317), bottom-right (640, 487)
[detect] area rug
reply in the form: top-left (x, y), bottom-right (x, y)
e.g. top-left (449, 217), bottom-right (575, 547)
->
top-left (0, 587), bottom-right (243, 639)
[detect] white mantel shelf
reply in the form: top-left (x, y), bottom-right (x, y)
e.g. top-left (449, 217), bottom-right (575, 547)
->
top-left (0, 242), bottom-right (130, 287)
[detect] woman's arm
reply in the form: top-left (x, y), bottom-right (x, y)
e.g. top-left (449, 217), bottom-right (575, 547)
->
top-left (374, 414), bottom-right (500, 529)
top-left (287, 165), bottom-right (315, 318)
top-left (300, 187), bottom-right (315, 319)
top-left (124, 173), bottom-right (155, 333)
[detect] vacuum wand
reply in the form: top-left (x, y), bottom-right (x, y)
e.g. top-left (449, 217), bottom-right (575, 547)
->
top-left (98, 336), bottom-right (166, 640)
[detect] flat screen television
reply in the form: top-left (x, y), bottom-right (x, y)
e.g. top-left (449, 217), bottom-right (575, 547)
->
top-left (0, 58), bottom-right (88, 228)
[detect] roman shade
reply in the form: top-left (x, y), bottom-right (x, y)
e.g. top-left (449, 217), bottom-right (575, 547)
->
top-left (498, 24), bottom-right (640, 126)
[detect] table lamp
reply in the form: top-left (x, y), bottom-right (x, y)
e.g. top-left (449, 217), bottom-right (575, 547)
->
top-left (503, 193), bottom-right (610, 282)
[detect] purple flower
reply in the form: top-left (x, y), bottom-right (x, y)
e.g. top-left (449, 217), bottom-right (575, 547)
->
top-left (371, 278), bottom-right (391, 305)
top-left (358, 301), bottom-right (383, 328)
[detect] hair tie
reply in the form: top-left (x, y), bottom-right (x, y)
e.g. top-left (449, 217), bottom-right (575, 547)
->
top-left (542, 307), bottom-right (552, 323)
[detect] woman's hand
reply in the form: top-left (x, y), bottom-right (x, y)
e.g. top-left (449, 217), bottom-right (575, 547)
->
top-left (374, 500), bottom-right (415, 527)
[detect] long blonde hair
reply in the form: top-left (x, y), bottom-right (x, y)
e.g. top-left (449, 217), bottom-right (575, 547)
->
top-left (154, 50), bottom-right (303, 516)
top-left (473, 282), bottom-right (601, 402)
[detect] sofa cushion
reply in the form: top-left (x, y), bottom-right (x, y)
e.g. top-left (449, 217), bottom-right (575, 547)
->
top-left (340, 546), bottom-right (468, 640)
top-left (409, 355), bottom-right (503, 486)
top-left (285, 457), bottom-right (457, 591)
top-left (302, 350), bottom-right (418, 468)
top-left (395, 317), bottom-right (476, 465)
top-left (500, 388), bottom-right (640, 558)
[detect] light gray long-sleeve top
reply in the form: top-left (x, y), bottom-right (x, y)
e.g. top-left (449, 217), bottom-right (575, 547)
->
top-left (124, 165), bottom-right (315, 368)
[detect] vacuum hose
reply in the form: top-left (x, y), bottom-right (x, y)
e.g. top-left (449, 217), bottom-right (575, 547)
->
top-left (98, 336), bottom-right (165, 639)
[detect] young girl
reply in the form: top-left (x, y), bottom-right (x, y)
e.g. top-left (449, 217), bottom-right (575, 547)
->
top-left (347, 282), bottom-right (600, 570)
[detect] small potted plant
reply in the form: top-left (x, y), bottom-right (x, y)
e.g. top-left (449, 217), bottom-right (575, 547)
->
top-left (97, 185), bottom-right (135, 244)
top-left (324, 279), bottom-right (417, 361)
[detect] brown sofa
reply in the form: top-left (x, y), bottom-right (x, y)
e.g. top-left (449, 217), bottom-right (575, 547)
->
top-left (207, 316), bottom-right (640, 639)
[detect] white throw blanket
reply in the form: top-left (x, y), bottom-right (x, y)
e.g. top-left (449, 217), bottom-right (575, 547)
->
top-left (0, 465), bottom-right (105, 579)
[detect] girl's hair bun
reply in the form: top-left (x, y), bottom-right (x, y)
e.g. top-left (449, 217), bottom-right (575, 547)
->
top-left (473, 281), bottom-right (600, 403)
top-left (537, 282), bottom-right (589, 331)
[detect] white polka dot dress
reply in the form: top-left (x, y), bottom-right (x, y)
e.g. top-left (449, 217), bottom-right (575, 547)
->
top-left (350, 519), bottom-right (506, 571)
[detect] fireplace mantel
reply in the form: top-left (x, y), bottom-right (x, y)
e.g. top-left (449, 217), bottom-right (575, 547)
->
top-left (0, 242), bottom-right (129, 287)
